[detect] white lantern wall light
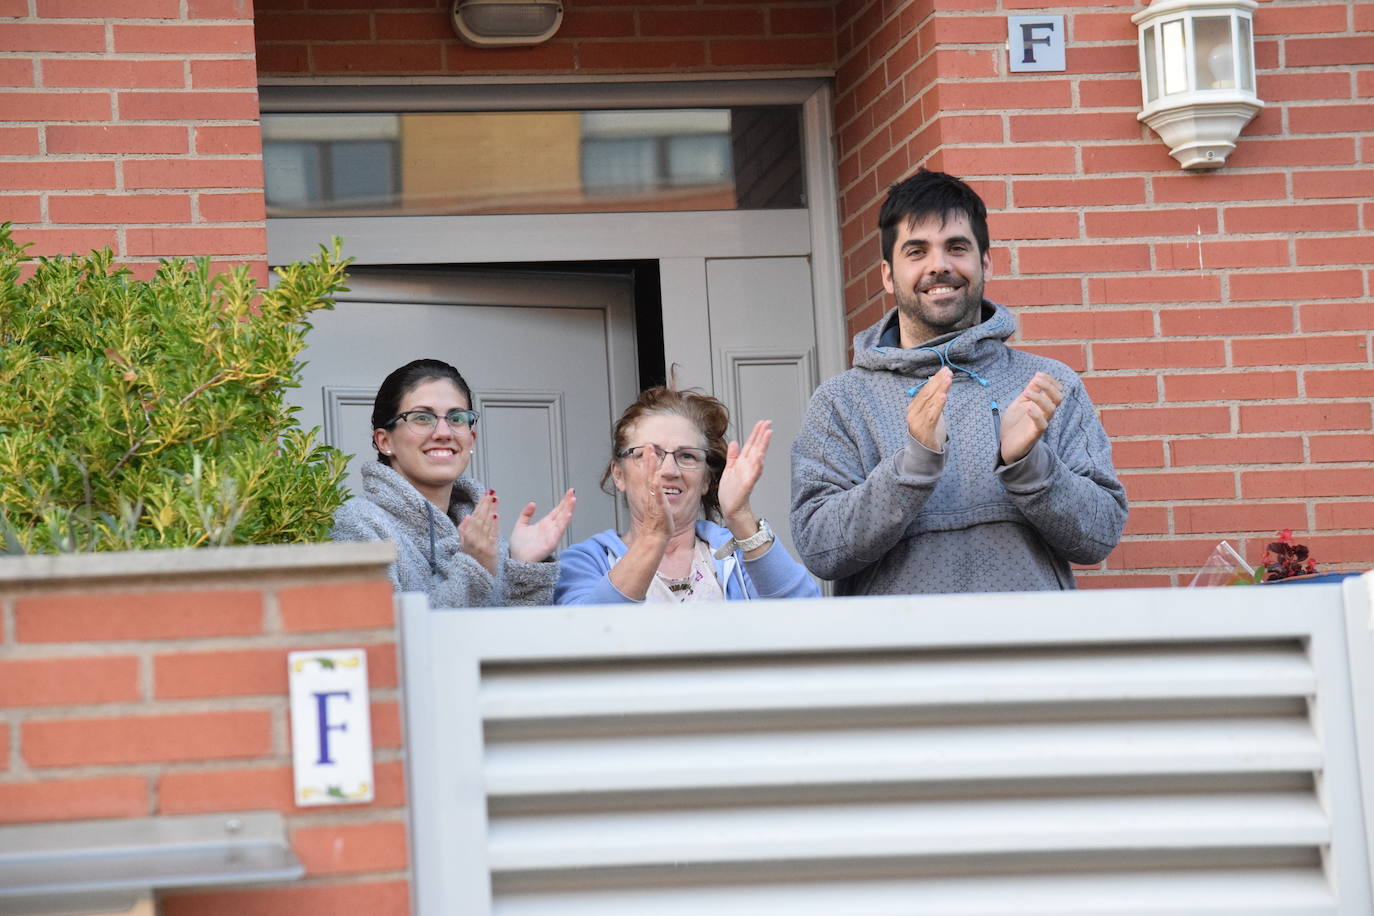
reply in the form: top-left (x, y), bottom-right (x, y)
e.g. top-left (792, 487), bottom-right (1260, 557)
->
top-left (1132, 0), bottom-right (1263, 169)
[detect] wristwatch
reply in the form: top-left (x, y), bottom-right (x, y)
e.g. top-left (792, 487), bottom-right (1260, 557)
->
top-left (714, 517), bottom-right (775, 559)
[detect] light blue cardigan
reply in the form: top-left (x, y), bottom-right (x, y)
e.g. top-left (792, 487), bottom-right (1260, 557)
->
top-left (554, 520), bottom-right (819, 604)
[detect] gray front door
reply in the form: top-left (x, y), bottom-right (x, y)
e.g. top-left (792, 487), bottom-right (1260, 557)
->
top-left (290, 267), bottom-right (638, 548)
top-left (659, 252), bottom-right (819, 560)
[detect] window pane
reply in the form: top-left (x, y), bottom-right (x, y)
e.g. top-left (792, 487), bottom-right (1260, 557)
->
top-left (1237, 17), bottom-right (1253, 92)
top-left (330, 140), bottom-right (396, 208)
top-left (263, 141), bottom-right (322, 208)
top-left (581, 137), bottom-right (657, 192)
top-left (1161, 18), bottom-right (1189, 96)
top-left (262, 107), bottom-right (803, 217)
top-left (666, 134), bottom-right (731, 186)
top-left (1194, 16), bottom-right (1234, 90)
top-left (1143, 27), bottom-right (1159, 103)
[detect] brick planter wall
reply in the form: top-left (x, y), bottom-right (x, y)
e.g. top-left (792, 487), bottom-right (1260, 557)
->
top-left (0, 542), bottom-right (410, 915)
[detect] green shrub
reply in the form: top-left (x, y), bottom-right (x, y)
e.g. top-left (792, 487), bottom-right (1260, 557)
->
top-left (0, 224), bottom-right (353, 553)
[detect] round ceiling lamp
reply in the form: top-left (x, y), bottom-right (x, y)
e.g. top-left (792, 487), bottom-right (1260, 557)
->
top-left (451, 0), bottom-right (564, 47)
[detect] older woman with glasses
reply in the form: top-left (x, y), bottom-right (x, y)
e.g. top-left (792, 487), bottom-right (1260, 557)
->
top-left (555, 387), bottom-right (816, 605)
top-left (332, 358), bottom-right (575, 608)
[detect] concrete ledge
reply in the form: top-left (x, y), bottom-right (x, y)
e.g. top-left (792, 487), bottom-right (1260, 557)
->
top-left (0, 811), bottom-right (302, 908)
top-left (0, 540), bottom-right (397, 588)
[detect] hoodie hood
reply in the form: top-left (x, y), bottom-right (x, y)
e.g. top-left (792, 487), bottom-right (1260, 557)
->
top-left (852, 300), bottom-right (1017, 380)
top-left (359, 461), bottom-right (482, 533)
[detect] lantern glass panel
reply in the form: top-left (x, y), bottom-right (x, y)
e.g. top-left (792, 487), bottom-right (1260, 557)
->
top-left (1194, 16), bottom-right (1235, 90)
top-left (1237, 16), bottom-right (1254, 91)
top-left (1161, 18), bottom-right (1189, 96)
top-left (459, 2), bottom-right (558, 39)
top-left (1143, 26), bottom-right (1159, 102)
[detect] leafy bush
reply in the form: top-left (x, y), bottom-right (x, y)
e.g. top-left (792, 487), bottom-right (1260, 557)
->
top-left (0, 224), bottom-right (353, 552)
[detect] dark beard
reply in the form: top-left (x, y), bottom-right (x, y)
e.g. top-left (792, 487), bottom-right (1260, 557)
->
top-left (895, 278), bottom-right (984, 341)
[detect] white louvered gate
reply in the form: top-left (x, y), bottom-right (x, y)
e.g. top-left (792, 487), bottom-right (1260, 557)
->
top-left (400, 575), bottom-right (1374, 915)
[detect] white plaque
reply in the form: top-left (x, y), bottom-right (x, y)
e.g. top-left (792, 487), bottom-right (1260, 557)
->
top-left (289, 648), bottom-right (375, 806)
top-left (1008, 15), bottom-right (1066, 72)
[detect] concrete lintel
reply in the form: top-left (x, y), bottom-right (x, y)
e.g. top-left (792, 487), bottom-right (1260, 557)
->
top-left (0, 540), bottom-right (396, 588)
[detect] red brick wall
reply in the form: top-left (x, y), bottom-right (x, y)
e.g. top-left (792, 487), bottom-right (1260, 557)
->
top-left (7, 0), bottom-right (1370, 586)
top-left (254, 0), bottom-right (836, 76)
top-left (835, 0), bottom-right (1374, 586)
top-left (0, 552), bottom-right (408, 914)
top-left (1, 0), bottom-right (268, 280)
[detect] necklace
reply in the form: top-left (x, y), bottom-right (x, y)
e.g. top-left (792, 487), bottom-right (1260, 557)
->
top-left (645, 539), bottom-right (721, 603)
top-left (657, 572), bottom-right (694, 595)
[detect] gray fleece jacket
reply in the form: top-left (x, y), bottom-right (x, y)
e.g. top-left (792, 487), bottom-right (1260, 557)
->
top-left (331, 461), bottom-right (558, 609)
top-left (790, 301), bottom-right (1127, 595)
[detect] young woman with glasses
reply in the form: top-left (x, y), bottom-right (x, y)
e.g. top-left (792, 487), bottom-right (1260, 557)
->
top-left (332, 358), bottom-right (575, 608)
top-left (554, 387), bottom-right (816, 604)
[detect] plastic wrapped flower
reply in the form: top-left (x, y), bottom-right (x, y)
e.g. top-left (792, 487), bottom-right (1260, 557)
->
top-left (1261, 529), bottom-right (1318, 582)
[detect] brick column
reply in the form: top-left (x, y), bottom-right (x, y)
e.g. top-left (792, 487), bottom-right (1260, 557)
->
top-left (0, 543), bottom-right (409, 915)
top-left (833, 0), bottom-right (1374, 585)
top-left (1, 0), bottom-right (267, 281)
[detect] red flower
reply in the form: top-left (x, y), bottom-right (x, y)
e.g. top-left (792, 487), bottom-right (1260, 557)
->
top-left (1261, 530), bottom-right (1318, 582)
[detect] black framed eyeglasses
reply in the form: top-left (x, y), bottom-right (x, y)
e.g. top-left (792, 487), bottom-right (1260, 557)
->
top-left (387, 408), bottom-right (480, 432)
top-left (617, 444), bottom-right (708, 471)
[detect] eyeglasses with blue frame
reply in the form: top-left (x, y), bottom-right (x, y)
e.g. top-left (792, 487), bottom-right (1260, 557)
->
top-left (387, 408), bottom-right (480, 432)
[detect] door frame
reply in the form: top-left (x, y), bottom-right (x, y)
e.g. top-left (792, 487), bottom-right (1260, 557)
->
top-left (259, 77), bottom-right (848, 384)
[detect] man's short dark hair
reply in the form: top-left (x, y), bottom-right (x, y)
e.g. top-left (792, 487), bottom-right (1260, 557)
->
top-left (879, 168), bottom-right (990, 264)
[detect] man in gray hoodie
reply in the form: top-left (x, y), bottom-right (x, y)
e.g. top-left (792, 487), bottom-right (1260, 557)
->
top-left (790, 169), bottom-right (1127, 595)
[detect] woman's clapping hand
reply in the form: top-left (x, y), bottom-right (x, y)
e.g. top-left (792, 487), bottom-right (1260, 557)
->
top-left (717, 419), bottom-right (772, 527)
top-left (627, 445), bottom-right (674, 546)
top-left (458, 489), bottom-right (499, 575)
top-left (509, 488), bottom-right (577, 563)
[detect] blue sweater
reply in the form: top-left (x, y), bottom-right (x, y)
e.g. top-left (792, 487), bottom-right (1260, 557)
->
top-left (555, 520), bottom-right (820, 604)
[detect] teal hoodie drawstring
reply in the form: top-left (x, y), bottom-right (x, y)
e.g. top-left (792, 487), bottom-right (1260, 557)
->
top-left (906, 344), bottom-right (1001, 442)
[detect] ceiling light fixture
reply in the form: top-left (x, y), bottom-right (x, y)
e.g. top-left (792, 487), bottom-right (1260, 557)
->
top-left (451, 0), bottom-right (563, 47)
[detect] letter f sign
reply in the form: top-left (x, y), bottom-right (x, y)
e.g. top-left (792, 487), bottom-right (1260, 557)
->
top-left (313, 690), bottom-right (351, 765)
top-left (1021, 21), bottom-right (1055, 63)
top-left (289, 649), bottom-right (375, 806)
top-left (1007, 15), bottom-right (1065, 72)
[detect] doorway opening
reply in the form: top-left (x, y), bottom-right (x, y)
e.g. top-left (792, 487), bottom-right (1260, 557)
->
top-left (380, 259), bottom-right (666, 392)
